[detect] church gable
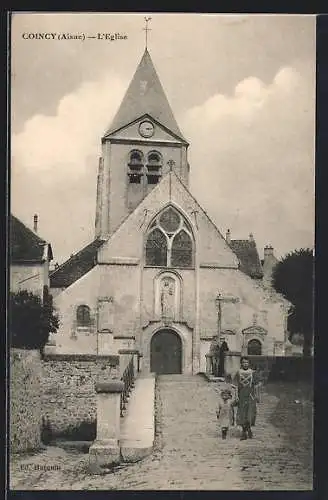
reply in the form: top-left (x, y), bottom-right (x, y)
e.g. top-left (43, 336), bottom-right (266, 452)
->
top-left (169, 174), bottom-right (239, 269)
top-left (97, 172), bottom-right (239, 269)
top-left (105, 115), bottom-right (187, 144)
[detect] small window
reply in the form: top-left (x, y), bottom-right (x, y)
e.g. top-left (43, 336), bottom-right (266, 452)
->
top-left (76, 305), bottom-right (91, 327)
top-left (146, 151), bottom-right (162, 185)
top-left (128, 150), bottom-right (144, 184)
top-left (247, 339), bottom-right (262, 356)
top-left (129, 150), bottom-right (143, 166)
top-left (147, 151), bottom-right (161, 165)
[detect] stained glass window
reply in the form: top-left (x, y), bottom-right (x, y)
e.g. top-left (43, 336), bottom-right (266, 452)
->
top-left (145, 229), bottom-right (167, 266)
top-left (171, 230), bottom-right (193, 267)
top-left (145, 207), bottom-right (194, 268)
top-left (159, 207), bottom-right (180, 233)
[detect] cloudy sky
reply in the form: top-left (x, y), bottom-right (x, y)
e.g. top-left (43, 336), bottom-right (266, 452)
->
top-left (11, 13), bottom-right (315, 264)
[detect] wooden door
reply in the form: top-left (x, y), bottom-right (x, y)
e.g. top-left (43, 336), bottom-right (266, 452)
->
top-left (150, 329), bottom-right (182, 374)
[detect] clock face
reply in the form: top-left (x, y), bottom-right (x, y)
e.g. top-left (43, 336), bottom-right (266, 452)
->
top-left (139, 121), bottom-right (154, 138)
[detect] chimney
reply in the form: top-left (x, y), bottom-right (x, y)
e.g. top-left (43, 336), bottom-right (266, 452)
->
top-left (226, 229), bottom-right (231, 244)
top-left (33, 214), bottom-right (38, 233)
top-left (249, 233), bottom-right (254, 242)
top-left (264, 245), bottom-right (274, 258)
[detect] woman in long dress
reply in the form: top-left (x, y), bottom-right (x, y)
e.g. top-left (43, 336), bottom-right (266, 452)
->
top-left (233, 357), bottom-right (260, 440)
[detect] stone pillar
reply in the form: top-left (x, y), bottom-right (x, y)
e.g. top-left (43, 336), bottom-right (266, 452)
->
top-left (89, 380), bottom-right (124, 474)
top-left (98, 332), bottom-right (114, 355)
top-left (138, 353), bottom-right (143, 373)
top-left (132, 353), bottom-right (138, 374)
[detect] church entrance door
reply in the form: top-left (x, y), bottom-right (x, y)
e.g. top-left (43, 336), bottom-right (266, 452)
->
top-left (150, 329), bottom-right (182, 374)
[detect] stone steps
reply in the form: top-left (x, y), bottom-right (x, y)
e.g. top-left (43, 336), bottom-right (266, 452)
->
top-left (120, 374), bottom-right (155, 462)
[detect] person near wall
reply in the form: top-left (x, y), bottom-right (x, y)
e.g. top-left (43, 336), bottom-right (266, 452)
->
top-left (209, 337), bottom-right (220, 376)
top-left (218, 339), bottom-right (229, 377)
top-left (232, 357), bottom-right (260, 440)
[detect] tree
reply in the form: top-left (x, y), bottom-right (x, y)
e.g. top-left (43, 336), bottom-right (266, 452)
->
top-left (271, 248), bottom-right (314, 357)
top-left (10, 287), bottom-right (59, 352)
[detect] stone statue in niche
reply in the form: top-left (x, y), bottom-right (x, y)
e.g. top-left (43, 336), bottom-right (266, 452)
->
top-left (160, 278), bottom-right (175, 323)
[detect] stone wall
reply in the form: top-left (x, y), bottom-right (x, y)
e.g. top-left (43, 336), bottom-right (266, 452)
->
top-left (224, 351), bottom-right (241, 379)
top-left (41, 354), bottom-right (119, 437)
top-left (10, 349), bottom-right (43, 453)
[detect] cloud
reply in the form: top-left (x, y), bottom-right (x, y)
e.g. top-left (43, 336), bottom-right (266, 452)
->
top-left (180, 65), bottom-right (315, 257)
top-left (11, 63), bottom-right (314, 263)
top-left (11, 72), bottom-right (127, 262)
top-left (12, 73), bottom-right (127, 181)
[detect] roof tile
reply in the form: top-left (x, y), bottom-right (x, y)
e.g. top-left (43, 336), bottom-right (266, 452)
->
top-left (50, 239), bottom-right (104, 288)
top-left (229, 239), bottom-right (263, 279)
top-left (10, 214), bottom-right (51, 262)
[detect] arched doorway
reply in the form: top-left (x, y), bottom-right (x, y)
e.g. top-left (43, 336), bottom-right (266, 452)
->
top-left (150, 329), bottom-right (182, 374)
top-left (247, 338), bottom-right (262, 355)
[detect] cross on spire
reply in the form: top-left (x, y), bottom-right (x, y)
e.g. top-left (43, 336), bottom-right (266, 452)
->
top-left (143, 17), bottom-right (152, 50)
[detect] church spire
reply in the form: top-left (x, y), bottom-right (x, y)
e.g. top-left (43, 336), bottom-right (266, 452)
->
top-left (103, 44), bottom-right (187, 142)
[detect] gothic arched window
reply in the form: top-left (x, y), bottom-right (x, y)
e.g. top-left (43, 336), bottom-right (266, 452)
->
top-left (128, 150), bottom-right (144, 184)
top-left (146, 151), bottom-right (162, 185)
top-left (145, 206), bottom-right (194, 268)
top-left (76, 305), bottom-right (91, 327)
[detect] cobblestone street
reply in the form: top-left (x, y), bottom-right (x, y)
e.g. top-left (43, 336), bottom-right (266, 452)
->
top-left (10, 374), bottom-right (313, 490)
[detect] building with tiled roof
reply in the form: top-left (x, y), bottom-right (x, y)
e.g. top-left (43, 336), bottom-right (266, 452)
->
top-left (10, 214), bottom-right (53, 296)
top-left (49, 46), bottom-right (292, 371)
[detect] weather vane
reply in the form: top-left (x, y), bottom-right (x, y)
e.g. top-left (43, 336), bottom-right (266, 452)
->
top-left (143, 17), bottom-right (152, 49)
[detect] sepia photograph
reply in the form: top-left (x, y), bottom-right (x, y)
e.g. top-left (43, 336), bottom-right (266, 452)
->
top-left (9, 12), bottom-right (314, 491)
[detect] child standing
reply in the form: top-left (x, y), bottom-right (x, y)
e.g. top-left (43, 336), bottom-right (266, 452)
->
top-left (216, 388), bottom-right (235, 439)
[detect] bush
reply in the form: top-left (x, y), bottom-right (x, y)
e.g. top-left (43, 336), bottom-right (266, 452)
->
top-left (271, 248), bottom-right (314, 356)
top-left (10, 287), bottom-right (59, 351)
top-left (291, 333), bottom-right (304, 346)
top-left (42, 420), bottom-right (97, 442)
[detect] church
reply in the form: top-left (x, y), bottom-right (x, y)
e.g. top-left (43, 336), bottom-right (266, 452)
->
top-left (49, 47), bottom-right (291, 375)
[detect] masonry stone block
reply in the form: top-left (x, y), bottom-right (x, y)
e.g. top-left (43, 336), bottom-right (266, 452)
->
top-left (89, 380), bottom-right (124, 474)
